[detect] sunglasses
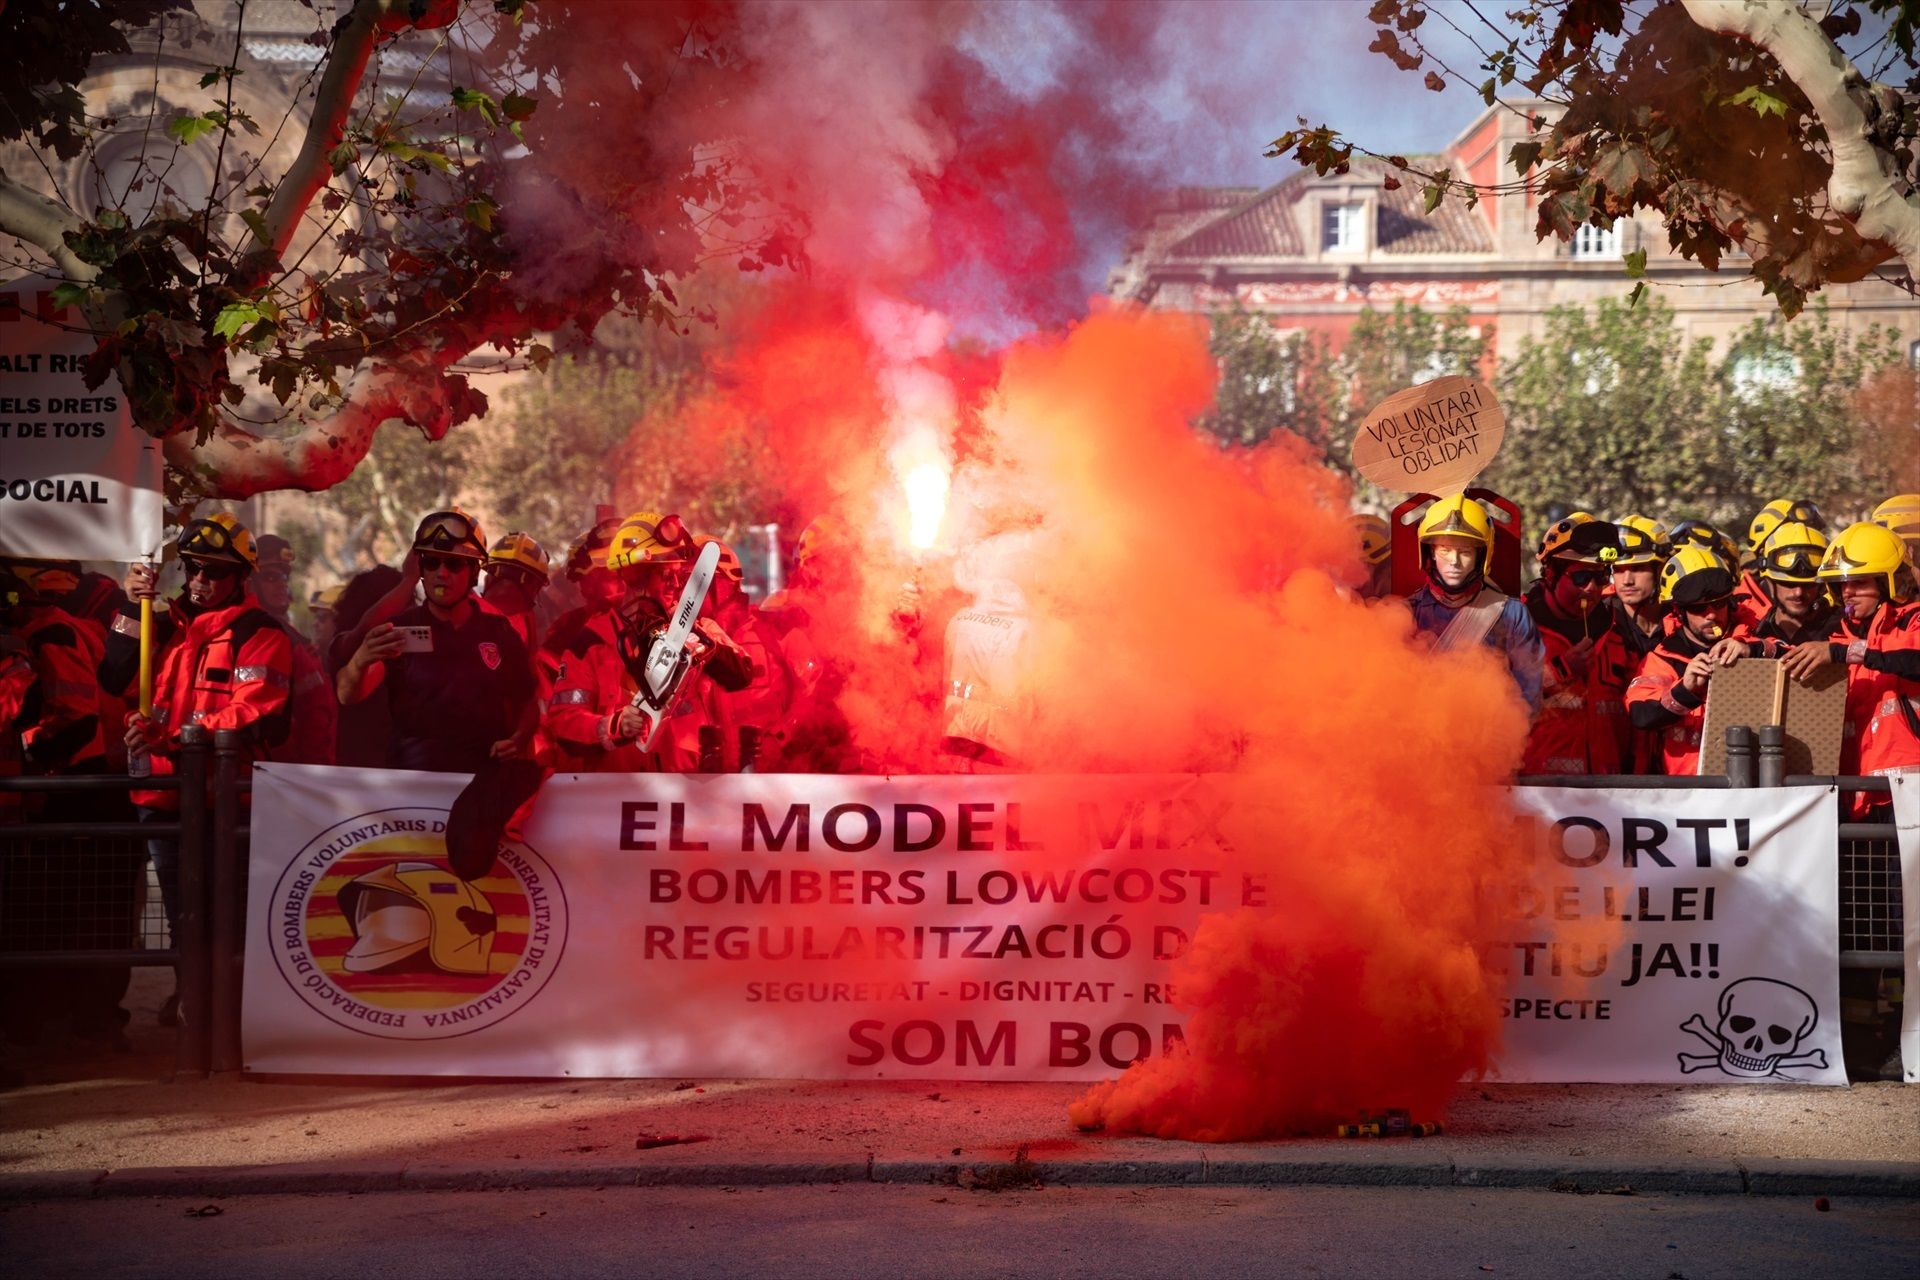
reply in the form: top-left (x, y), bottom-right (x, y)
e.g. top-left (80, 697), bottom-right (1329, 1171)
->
top-left (183, 559), bottom-right (242, 582)
top-left (1567, 567), bottom-right (1608, 587)
top-left (418, 552), bottom-right (476, 574)
top-left (1680, 596), bottom-right (1731, 614)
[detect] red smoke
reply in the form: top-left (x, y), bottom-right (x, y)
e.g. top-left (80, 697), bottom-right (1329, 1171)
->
top-left (514, 0), bottom-right (1575, 1137)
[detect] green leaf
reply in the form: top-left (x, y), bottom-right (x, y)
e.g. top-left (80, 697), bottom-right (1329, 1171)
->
top-left (97, 209), bottom-right (130, 230)
top-left (238, 208), bottom-right (271, 248)
top-left (527, 342), bottom-right (553, 372)
top-left (452, 86), bottom-right (501, 126)
top-left (1508, 140), bottom-right (1542, 174)
top-left (212, 301), bottom-right (263, 342)
top-left (165, 113), bottom-right (220, 146)
top-left (1626, 281), bottom-right (1648, 309)
top-left (197, 66), bottom-right (240, 89)
top-left (1423, 183), bottom-right (1444, 213)
top-left (1723, 84), bottom-right (1790, 120)
top-left (1623, 247), bottom-right (1648, 278)
top-left (50, 282), bottom-right (90, 310)
top-left (463, 197), bottom-right (497, 231)
top-left (328, 141), bottom-right (357, 173)
top-left (500, 93), bottom-right (538, 122)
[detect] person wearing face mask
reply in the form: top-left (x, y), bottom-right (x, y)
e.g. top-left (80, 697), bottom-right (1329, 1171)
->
top-left (1737, 521), bottom-right (1835, 654)
top-left (1406, 494), bottom-right (1542, 716)
top-left (113, 514), bottom-right (294, 944)
top-left (1625, 546), bottom-right (1749, 776)
top-left (1777, 523), bottom-right (1920, 811)
top-left (544, 511), bottom-right (752, 772)
top-left (337, 509), bottom-right (536, 773)
top-left (1523, 514), bottom-right (1631, 775)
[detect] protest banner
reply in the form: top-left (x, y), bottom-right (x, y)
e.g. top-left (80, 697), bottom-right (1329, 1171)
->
top-left (244, 767), bottom-right (1850, 1084)
top-left (1351, 375), bottom-right (1505, 495)
top-left (0, 281), bottom-right (164, 560)
top-left (1889, 774), bottom-right (1920, 1084)
top-left (1498, 785), bottom-right (1844, 1085)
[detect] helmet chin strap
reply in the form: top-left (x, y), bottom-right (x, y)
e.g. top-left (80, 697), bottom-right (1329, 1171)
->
top-left (1424, 554), bottom-right (1485, 602)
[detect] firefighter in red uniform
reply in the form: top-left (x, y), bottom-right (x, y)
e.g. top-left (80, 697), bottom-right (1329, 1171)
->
top-left (482, 532), bottom-right (550, 652)
top-left (1740, 499), bottom-right (1826, 633)
top-left (249, 535), bottom-right (335, 766)
top-left (117, 514), bottom-right (293, 967)
top-left (0, 580), bottom-right (33, 825)
top-left (694, 533), bottom-right (791, 770)
top-left (1778, 522), bottom-right (1920, 812)
top-left (1353, 514), bottom-right (1392, 600)
top-left (1522, 515), bottom-right (1631, 775)
top-left (0, 559), bottom-right (108, 777)
top-left (532, 519), bottom-right (622, 769)
top-left (544, 512), bottom-right (752, 772)
top-left (1737, 521), bottom-right (1835, 654)
top-left (1872, 494), bottom-right (1920, 595)
top-left (1626, 546), bottom-right (1749, 776)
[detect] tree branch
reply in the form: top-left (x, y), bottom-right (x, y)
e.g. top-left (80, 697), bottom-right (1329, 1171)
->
top-left (1681, 0), bottom-right (1920, 283)
top-left (256, 0), bottom-right (387, 260)
top-left (0, 169), bottom-right (94, 283)
top-left (164, 369), bottom-right (405, 498)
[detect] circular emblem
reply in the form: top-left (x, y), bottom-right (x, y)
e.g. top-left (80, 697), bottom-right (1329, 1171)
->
top-left (268, 806), bottom-right (568, 1040)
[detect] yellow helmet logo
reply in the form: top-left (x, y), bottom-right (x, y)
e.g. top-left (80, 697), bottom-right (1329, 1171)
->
top-left (337, 861), bottom-right (497, 976)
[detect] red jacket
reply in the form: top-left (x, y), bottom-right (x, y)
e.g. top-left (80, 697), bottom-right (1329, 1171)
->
top-left (1523, 587), bottom-right (1631, 775)
top-left (135, 593), bottom-right (293, 810)
top-left (1836, 601), bottom-right (1920, 788)
top-left (271, 636), bottom-right (337, 766)
top-left (1733, 569), bottom-right (1771, 634)
top-left (543, 610), bottom-right (752, 772)
top-left (1626, 637), bottom-right (1711, 777)
top-left (13, 604), bottom-right (106, 772)
top-left (1, 643), bottom-right (34, 823)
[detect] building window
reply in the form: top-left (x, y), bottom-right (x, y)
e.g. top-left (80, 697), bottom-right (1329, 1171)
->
top-left (1322, 202), bottom-right (1364, 253)
top-left (1572, 223), bottom-right (1620, 259)
top-left (1910, 338), bottom-right (1920, 368)
top-left (1728, 348), bottom-right (1800, 400)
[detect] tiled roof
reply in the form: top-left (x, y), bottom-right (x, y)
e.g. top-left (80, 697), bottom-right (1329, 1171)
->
top-left (1160, 156), bottom-right (1492, 260)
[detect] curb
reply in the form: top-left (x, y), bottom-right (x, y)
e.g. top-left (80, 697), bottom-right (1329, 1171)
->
top-left (1, 1155), bottom-right (1914, 1201)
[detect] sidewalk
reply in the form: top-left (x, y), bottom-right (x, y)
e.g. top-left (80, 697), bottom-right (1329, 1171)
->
top-left (3, 973), bottom-right (1916, 1200)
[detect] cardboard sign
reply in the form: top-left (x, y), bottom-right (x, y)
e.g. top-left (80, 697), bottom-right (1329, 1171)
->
top-left (1697, 658), bottom-right (1847, 777)
top-left (1352, 376), bottom-right (1505, 495)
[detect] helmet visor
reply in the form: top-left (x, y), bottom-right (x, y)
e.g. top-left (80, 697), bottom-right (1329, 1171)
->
top-left (1762, 543), bottom-right (1823, 580)
top-left (416, 512), bottom-right (484, 558)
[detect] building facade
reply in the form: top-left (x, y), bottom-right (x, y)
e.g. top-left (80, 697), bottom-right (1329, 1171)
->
top-left (1108, 103), bottom-right (1920, 367)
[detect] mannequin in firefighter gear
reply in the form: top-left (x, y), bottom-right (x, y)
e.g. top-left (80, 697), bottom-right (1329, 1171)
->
top-left (1353, 513), bottom-right (1392, 600)
top-left (115, 514), bottom-right (294, 945)
top-left (247, 534), bottom-right (335, 767)
top-left (339, 509), bottom-right (536, 773)
top-left (544, 512), bottom-right (753, 772)
top-left (1610, 515), bottom-right (1671, 658)
top-left (1625, 546), bottom-right (1749, 776)
top-left (694, 534), bottom-right (791, 769)
top-left (1405, 494), bottom-right (1542, 715)
top-left (1739, 521), bottom-right (1835, 654)
top-left (482, 531), bottom-right (550, 651)
top-left (1872, 493), bottom-right (1920, 594)
top-left (1523, 515), bottom-right (1631, 775)
top-left (1780, 523), bottom-right (1920, 805)
top-left (338, 861), bottom-right (497, 976)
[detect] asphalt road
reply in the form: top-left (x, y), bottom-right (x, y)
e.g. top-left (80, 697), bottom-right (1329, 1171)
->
top-left (2, 1184), bottom-right (1913, 1279)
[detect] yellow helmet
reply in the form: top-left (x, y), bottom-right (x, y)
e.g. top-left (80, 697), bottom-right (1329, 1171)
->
top-left (309, 584), bottom-right (345, 615)
top-left (795, 515), bottom-right (850, 574)
top-left (563, 518), bottom-right (623, 582)
top-left (606, 510), bottom-right (693, 573)
top-left (1818, 521), bottom-right (1913, 601)
top-left (1351, 514), bottom-right (1390, 566)
top-left (1, 559), bottom-right (82, 599)
top-left (1416, 494), bottom-right (1493, 553)
top-left (486, 531), bottom-right (550, 582)
top-left (1756, 521), bottom-right (1829, 584)
top-left (412, 508), bottom-right (487, 561)
top-left (693, 534), bottom-right (744, 583)
top-left (1613, 515), bottom-right (1669, 567)
top-left (336, 860), bottom-right (497, 976)
top-left (1871, 493), bottom-right (1920, 538)
top-left (1747, 498), bottom-right (1826, 552)
top-left (1536, 511), bottom-right (1619, 565)
top-left (178, 512), bottom-right (257, 568)
top-left (1668, 519), bottom-right (1738, 572)
top-left (1659, 544), bottom-right (1736, 606)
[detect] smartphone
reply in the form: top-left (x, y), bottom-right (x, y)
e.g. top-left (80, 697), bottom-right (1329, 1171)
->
top-left (395, 625), bottom-right (435, 654)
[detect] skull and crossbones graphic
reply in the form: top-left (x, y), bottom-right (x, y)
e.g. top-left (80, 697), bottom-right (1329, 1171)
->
top-left (1677, 977), bottom-right (1828, 1079)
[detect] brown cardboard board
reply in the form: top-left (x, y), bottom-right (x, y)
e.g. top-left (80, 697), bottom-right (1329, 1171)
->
top-left (1351, 377), bottom-right (1505, 495)
top-left (1697, 660), bottom-right (1783, 777)
top-left (1781, 661), bottom-right (1848, 775)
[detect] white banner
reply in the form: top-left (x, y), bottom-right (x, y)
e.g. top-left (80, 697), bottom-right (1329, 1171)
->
top-left (1500, 786), bottom-right (1844, 1085)
top-left (244, 768), bottom-right (1849, 1084)
top-left (1889, 774), bottom-right (1920, 1084)
top-left (0, 282), bottom-right (164, 560)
